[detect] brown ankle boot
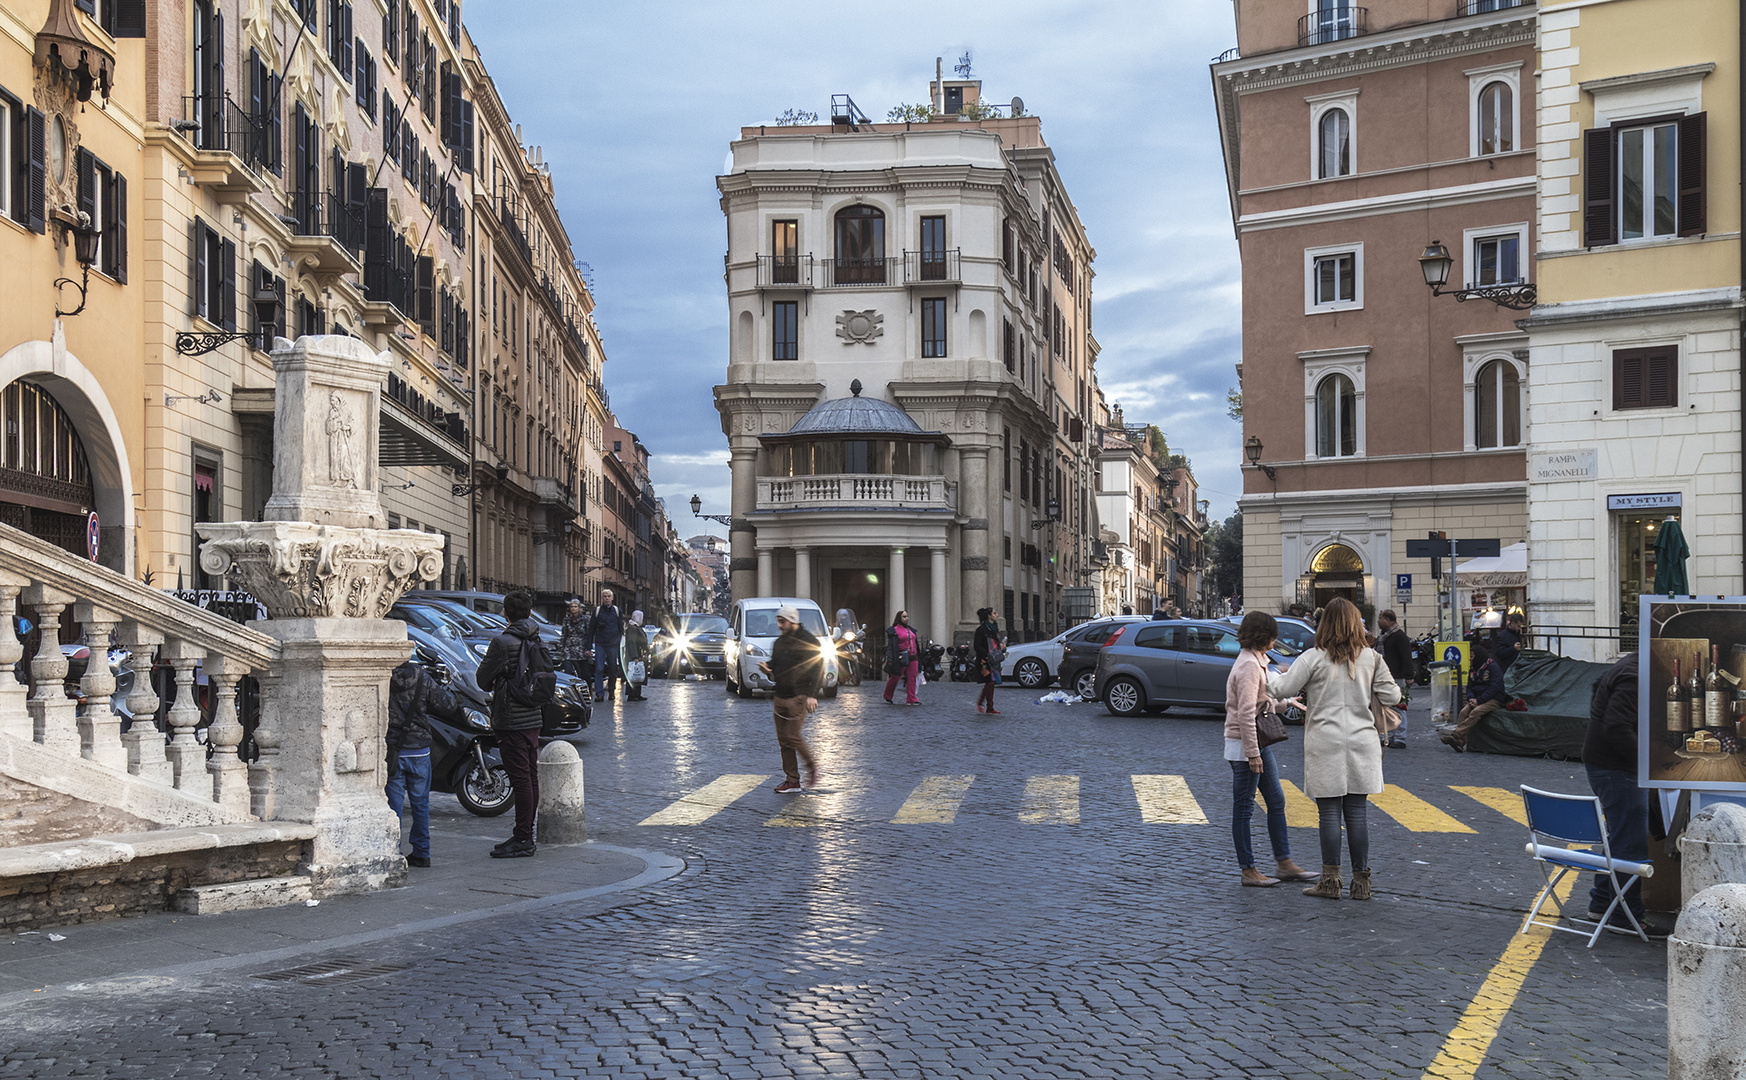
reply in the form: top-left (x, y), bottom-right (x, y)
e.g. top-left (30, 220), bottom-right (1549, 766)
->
top-left (1349, 868), bottom-right (1373, 900)
top-left (1303, 864), bottom-right (1343, 899)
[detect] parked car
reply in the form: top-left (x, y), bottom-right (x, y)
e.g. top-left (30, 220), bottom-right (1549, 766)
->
top-left (653, 613), bottom-right (729, 678)
top-left (1094, 619), bottom-right (1292, 717)
top-left (723, 597), bottom-right (839, 698)
top-left (1006, 616), bottom-right (1148, 689)
top-left (409, 590), bottom-right (562, 646)
top-left (1217, 614), bottom-right (1315, 656)
top-left (1056, 617), bottom-right (1156, 699)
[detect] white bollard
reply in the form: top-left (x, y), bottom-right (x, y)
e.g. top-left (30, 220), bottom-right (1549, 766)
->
top-left (1669, 883), bottom-right (1746, 1080)
top-left (1679, 803), bottom-right (1746, 908)
top-left (536, 740), bottom-right (586, 845)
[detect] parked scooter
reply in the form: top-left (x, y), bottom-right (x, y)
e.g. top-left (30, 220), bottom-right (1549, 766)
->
top-left (920, 641), bottom-right (946, 684)
top-left (949, 643), bottom-right (977, 682)
top-left (1411, 632), bottom-right (1437, 686)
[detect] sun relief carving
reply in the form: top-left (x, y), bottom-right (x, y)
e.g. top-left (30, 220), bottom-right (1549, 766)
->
top-left (835, 310), bottom-right (883, 345)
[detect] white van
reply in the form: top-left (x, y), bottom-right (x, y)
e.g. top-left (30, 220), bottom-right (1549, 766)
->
top-left (724, 596), bottom-right (840, 698)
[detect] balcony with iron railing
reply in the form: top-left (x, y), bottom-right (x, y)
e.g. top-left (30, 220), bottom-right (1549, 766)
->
top-left (285, 191), bottom-right (362, 273)
top-left (1297, 6), bottom-right (1367, 46)
top-left (756, 474), bottom-right (956, 513)
top-left (1455, 0), bottom-right (1528, 13)
top-left (903, 249), bottom-right (961, 285)
top-left (822, 257), bottom-right (897, 288)
top-left (175, 93), bottom-right (270, 197)
top-left (757, 254), bottom-right (815, 289)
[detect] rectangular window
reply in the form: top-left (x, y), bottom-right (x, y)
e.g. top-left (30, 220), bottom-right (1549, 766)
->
top-left (771, 300), bottom-right (797, 361)
top-left (1003, 426), bottom-right (1011, 490)
top-left (251, 260), bottom-right (286, 350)
top-left (1002, 318), bottom-right (1014, 372)
top-left (771, 219), bottom-right (797, 283)
top-left (921, 297), bottom-right (947, 358)
top-left (1619, 122), bottom-right (1678, 242)
top-left (356, 44), bottom-right (376, 115)
top-left (1585, 113), bottom-right (1706, 246)
top-left (1313, 253), bottom-right (1355, 304)
top-left (190, 217), bottom-right (236, 330)
top-left (919, 215), bottom-right (946, 280)
top-left (1472, 233), bottom-right (1520, 286)
top-left (1613, 346), bottom-right (1678, 410)
top-left (0, 88), bottom-right (17, 223)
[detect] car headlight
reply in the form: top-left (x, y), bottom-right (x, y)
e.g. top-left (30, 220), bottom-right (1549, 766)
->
top-left (746, 644), bottom-right (768, 658)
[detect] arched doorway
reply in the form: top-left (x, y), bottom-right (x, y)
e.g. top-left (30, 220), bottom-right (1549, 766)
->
top-left (1308, 543), bottom-right (1365, 609)
top-left (0, 380), bottom-right (96, 559)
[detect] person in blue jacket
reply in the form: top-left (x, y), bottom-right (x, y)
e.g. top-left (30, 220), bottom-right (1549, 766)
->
top-left (589, 589), bottom-right (624, 703)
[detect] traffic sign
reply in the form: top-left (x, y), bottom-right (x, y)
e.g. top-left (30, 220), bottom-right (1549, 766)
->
top-left (85, 512), bottom-right (99, 562)
top-left (1396, 574), bottom-right (1412, 591)
top-left (1405, 538), bottom-right (1502, 559)
top-left (1394, 590), bottom-right (1412, 606)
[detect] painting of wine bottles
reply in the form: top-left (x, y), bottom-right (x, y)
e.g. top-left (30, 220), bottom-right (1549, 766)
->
top-left (1640, 597), bottom-right (1746, 792)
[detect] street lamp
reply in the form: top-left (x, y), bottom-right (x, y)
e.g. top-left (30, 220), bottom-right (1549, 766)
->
top-left (52, 215), bottom-right (101, 318)
top-left (1417, 239), bottom-right (1536, 310)
top-left (175, 285), bottom-right (286, 355)
top-left (1030, 496), bottom-right (1060, 530)
top-left (690, 494), bottom-right (732, 527)
top-left (1244, 435), bottom-right (1277, 482)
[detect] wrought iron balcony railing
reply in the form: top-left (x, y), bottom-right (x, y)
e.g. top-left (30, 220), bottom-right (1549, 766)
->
top-left (757, 254), bottom-right (814, 288)
top-left (290, 191), bottom-right (364, 256)
top-left (1456, 0), bottom-right (1527, 14)
top-left (1297, 6), bottom-right (1367, 46)
top-left (822, 257), bottom-right (896, 287)
top-left (904, 249), bottom-right (961, 285)
top-left (180, 93), bottom-right (273, 171)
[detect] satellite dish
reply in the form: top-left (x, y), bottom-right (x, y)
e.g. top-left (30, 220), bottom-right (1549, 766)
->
top-left (1010, 96), bottom-right (1024, 117)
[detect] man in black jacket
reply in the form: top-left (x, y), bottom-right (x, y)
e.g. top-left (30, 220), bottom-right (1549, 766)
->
top-left (1443, 655), bottom-right (1509, 752)
top-left (1583, 652), bottom-right (1664, 935)
top-left (386, 649), bottom-right (460, 867)
top-left (476, 589), bottom-right (553, 858)
top-left (761, 605), bottom-right (822, 794)
top-left (1376, 610), bottom-right (1413, 748)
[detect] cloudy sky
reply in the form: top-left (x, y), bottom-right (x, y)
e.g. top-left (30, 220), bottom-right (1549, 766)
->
top-left (468, 1), bottom-right (1245, 526)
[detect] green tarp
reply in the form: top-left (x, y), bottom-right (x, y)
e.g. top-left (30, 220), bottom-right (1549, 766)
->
top-left (1464, 649), bottom-right (1610, 759)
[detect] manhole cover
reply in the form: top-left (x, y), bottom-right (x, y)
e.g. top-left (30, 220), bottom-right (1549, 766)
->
top-left (252, 958), bottom-right (410, 985)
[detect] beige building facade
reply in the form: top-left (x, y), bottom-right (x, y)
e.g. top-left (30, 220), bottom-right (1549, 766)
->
top-left (1215, 0), bottom-right (1536, 630)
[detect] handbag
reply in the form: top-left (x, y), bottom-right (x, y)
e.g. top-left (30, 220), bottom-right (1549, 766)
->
top-left (1253, 667), bottom-right (1287, 749)
top-left (1368, 653), bottom-right (1403, 734)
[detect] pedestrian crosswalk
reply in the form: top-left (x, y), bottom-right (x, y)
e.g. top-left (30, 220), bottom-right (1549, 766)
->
top-left (636, 776), bottom-right (1535, 834)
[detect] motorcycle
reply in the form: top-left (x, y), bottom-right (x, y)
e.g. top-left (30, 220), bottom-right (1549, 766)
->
top-left (949, 643), bottom-right (977, 682)
top-left (1411, 633), bottom-right (1437, 686)
top-left (920, 641), bottom-right (945, 684)
top-left (832, 629), bottom-right (864, 687)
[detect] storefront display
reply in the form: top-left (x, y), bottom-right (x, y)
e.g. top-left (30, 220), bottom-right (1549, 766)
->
top-left (1638, 596), bottom-right (1746, 793)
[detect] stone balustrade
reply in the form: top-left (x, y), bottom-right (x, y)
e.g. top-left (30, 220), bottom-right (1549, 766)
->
top-left (0, 520), bottom-right (279, 822)
top-left (757, 474), bottom-right (956, 513)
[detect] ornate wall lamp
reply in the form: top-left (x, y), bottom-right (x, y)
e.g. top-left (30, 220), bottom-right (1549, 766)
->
top-left (52, 215), bottom-right (100, 317)
top-left (690, 494), bottom-right (733, 527)
top-left (1417, 240), bottom-right (1536, 310)
top-left (1244, 436), bottom-right (1277, 482)
top-left (175, 287), bottom-right (284, 356)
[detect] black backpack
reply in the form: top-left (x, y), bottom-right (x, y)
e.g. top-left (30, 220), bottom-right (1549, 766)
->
top-left (504, 634), bottom-right (556, 708)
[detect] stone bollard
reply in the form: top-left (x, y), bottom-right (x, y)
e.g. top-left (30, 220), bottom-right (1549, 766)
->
top-left (1679, 803), bottom-right (1746, 908)
top-left (537, 740), bottom-right (586, 845)
top-left (1669, 883), bottom-right (1746, 1080)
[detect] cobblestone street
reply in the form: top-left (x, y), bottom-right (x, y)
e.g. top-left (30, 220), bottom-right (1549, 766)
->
top-left (2, 679), bottom-right (1666, 1079)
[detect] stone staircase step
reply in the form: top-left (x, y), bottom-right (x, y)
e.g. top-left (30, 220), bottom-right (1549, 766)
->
top-left (173, 875), bottom-right (314, 915)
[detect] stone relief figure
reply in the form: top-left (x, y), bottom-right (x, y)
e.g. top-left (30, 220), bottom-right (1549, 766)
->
top-left (326, 391), bottom-right (359, 488)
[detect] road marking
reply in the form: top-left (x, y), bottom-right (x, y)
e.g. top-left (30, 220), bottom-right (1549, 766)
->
top-left (766, 793), bottom-right (834, 827)
top-left (1450, 785), bottom-right (1528, 826)
top-left (1420, 873), bottom-right (1577, 1080)
top-left (637, 774), bottom-right (768, 826)
top-left (891, 776), bottom-right (975, 824)
top-left (1020, 775), bottom-right (1079, 824)
top-left (1264, 779), bottom-right (1322, 829)
top-left (1372, 784), bottom-right (1477, 833)
top-left (1132, 775), bottom-right (1208, 824)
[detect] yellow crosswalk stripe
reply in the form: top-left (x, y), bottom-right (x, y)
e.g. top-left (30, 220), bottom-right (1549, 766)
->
top-left (637, 774), bottom-right (768, 826)
top-left (1264, 778), bottom-right (1322, 828)
top-left (1373, 784), bottom-right (1477, 833)
top-left (1020, 775), bottom-right (1079, 824)
top-left (766, 794), bottom-right (834, 827)
top-left (1132, 775), bottom-right (1208, 824)
top-left (1450, 786), bottom-right (1528, 826)
top-left (891, 776), bottom-right (975, 824)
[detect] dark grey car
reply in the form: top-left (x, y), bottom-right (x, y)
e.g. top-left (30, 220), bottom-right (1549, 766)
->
top-left (1094, 619), bottom-right (1288, 717)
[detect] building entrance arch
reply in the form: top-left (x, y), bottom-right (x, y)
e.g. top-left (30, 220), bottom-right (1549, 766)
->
top-left (1302, 541), bottom-right (1366, 610)
top-left (0, 334), bottom-right (136, 575)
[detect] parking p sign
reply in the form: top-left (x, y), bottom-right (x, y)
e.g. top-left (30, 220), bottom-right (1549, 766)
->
top-left (1396, 574), bottom-right (1412, 591)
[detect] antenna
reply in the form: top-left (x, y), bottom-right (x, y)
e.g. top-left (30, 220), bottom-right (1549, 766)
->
top-left (955, 51), bottom-right (973, 79)
top-left (1010, 96), bottom-right (1024, 117)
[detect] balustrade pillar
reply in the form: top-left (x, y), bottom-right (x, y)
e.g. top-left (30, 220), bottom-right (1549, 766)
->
top-left (161, 639), bottom-right (207, 795)
top-left (22, 584), bottom-right (77, 755)
top-left (72, 602), bottom-right (124, 771)
top-left (204, 654), bottom-right (251, 816)
top-left (114, 622), bottom-right (169, 784)
top-left (248, 663), bottom-right (281, 821)
top-left (0, 573), bottom-right (28, 740)
top-left (794, 547), bottom-right (812, 599)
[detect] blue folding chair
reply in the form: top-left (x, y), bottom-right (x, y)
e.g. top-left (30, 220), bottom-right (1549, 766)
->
top-left (1519, 785), bottom-right (1653, 947)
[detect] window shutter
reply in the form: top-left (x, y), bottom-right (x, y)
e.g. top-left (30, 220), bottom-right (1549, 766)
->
top-left (292, 102), bottom-right (308, 211)
top-left (268, 75), bottom-right (283, 174)
top-left (417, 254), bottom-right (434, 331)
top-left (219, 238), bottom-right (237, 331)
top-left (355, 44), bottom-right (366, 105)
top-left (109, 172), bottom-right (126, 283)
top-left (273, 273), bottom-right (287, 341)
top-left (441, 290), bottom-right (454, 354)
top-left (213, 11), bottom-right (225, 100)
top-left (1583, 127), bottom-right (1614, 247)
top-left (363, 187), bottom-right (389, 299)
top-left (1678, 111), bottom-right (1706, 237)
top-left (76, 148), bottom-right (96, 227)
top-left (341, 4), bottom-right (353, 74)
top-left (461, 99), bottom-right (475, 172)
top-left (457, 306), bottom-right (468, 367)
top-left (1614, 351), bottom-right (1642, 409)
top-left (1647, 350), bottom-right (1677, 408)
top-left (249, 50), bottom-right (264, 165)
top-left (115, 0), bottom-right (146, 36)
top-left (192, 219), bottom-right (209, 318)
top-left (75, 0), bottom-right (93, 14)
top-left (25, 107), bottom-right (45, 234)
top-left (346, 161), bottom-right (366, 252)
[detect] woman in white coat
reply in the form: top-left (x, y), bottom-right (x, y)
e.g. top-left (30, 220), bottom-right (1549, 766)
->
top-left (1266, 597), bottom-right (1401, 900)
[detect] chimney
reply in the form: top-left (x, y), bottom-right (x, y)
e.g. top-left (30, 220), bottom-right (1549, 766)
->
top-left (934, 56), bottom-right (943, 112)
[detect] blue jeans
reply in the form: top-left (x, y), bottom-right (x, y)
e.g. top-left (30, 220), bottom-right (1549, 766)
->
top-left (385, 749), bottom-right (432, 859)
top-left (1230, 745), bottom-right (1291, 869)
top-left (594, 647), bottom-right (621, 702)
top-left (1585, 765), bottom-right (1648, 919)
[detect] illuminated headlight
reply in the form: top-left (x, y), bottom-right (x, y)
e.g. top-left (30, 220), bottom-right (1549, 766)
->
top-left (746, 644), bottom-right (769, 658)
top-left (464, 708), bottom-right (490, 731)
top-left (553, 683), bottom-right (574, 704)
top-left (841, 632), bottom-right (855, 643)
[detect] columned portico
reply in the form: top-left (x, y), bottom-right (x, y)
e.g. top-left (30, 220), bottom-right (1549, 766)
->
top-left (929, 547), bottom-right (948, 644)
top-left (887, 547), bottom-right (907, 624)
top-left (757, 549), bottom-right (774, 598)
top-left (794, 547), bottom-right (812, 597)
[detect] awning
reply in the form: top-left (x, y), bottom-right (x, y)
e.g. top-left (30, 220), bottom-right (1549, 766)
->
top-left (379, 397), bottom-right (470, 471)
top-left (1454, 541), bottom-right (1528, 588)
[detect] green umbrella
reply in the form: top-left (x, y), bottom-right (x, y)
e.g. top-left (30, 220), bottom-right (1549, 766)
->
top-left (1653, 518), bottom-right (1689, 596)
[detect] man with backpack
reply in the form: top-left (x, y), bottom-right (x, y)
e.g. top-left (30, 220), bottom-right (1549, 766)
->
top-left (477, 589), bottom-right (556, 858)
top-left (589, 588), bottom-right (624, 704)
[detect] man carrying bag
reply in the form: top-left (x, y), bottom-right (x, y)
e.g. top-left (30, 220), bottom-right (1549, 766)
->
top-left (476, 589), bottom-right (555, 859)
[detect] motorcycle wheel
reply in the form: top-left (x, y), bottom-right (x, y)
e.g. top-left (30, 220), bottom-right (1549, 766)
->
top-left (456, 761), bottom-right (515, 817)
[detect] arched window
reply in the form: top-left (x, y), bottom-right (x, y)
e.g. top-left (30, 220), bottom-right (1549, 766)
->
top-left (1315, 373), bottom-right (1357, 457)
top-left (1317, 108), bottom-right (1351, 179)
top-left (833, 205), bottom-right (886, 284)
top-left (1478, 82), bottom-right (1513, 155)
top-left (1474, 360), bottom-right (1521, 448)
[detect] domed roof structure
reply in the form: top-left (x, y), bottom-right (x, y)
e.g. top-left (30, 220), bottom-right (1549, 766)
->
top-left (783, 380), bottom-right (931, 436)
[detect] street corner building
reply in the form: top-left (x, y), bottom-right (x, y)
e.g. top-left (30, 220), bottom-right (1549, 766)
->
top-left (712, 73), bottom-right (1105, 646)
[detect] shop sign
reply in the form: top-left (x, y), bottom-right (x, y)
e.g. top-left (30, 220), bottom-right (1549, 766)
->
top-left (1530, 448), bottom-right (1598, 482)
top-left (1607, 492), bottom-right (1682, 512)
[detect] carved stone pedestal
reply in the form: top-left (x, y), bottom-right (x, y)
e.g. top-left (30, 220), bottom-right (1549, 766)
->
top-left (251, 617), bottom-right (411, 896)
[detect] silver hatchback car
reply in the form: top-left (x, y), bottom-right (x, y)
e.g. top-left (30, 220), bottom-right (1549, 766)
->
top-left (1093, 619), bottom-right (1289, 717)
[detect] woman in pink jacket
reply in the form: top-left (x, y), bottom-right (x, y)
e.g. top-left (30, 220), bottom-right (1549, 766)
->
top-left (1225, 611), bottom-right (1315, 887)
